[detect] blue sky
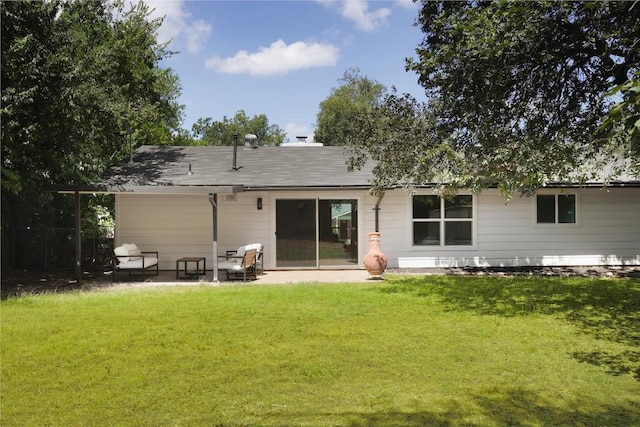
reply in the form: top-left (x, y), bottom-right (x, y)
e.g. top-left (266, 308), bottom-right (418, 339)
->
top-left (143, 0), bottom-right (427, 143)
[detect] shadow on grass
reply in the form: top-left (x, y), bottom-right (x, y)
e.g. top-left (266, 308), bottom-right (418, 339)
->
top-left (380, 275), bottom-right (640, 380)
top-left (266, 388), bottom-right (638, 426)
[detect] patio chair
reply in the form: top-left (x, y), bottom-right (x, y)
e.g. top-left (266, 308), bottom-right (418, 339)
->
top-left (112, 243), bottom-right (159, 281)
top-left (218, 248), bottom-right (257, 282)
top-left (225, 243), bottom-right (263, 275)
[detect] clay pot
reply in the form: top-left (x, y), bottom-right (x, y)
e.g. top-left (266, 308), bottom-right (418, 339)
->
top-left (363, 232), bottom-right (387, 278)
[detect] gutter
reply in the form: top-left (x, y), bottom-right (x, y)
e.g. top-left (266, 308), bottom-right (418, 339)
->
top-left (55, 185), bottom-right (245, 194)
top-left (374, 194), bottom-right (384, 232)
top-left (241, 185), bottom-right (374, 191)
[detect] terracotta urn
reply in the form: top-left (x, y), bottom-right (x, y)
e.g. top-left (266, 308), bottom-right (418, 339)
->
top-left (363, 232), bottom-right (387, 278)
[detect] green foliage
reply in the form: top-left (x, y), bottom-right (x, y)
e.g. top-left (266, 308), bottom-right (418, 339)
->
top-left (599, 71), bottom-right (640, 172)
top-left (315, 68), bottom-right (387, 146)
top-left (346, 90), bottom-right (458, 196)
top-left (391, 0), bottom-right (640, 195)
top-left (1, 0), bottom-right (183, 193)
top-left (1, 0), bottom-right (184, 268)
top-left (318, 70), bottom-right (457, 195)
top-left (191, 110), bottom-right (286, 146)
top-left (2, 277), bottom-right (639, 425)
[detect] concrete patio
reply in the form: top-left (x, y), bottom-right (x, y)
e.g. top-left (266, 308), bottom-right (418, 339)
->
top-left (108, 269), bottom-right (376, 289)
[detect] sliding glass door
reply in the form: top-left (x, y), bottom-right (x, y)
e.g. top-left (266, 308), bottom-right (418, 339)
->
top-left (276, 199), bottom-right (316, 267)
top-left (318, 200), bottom-right (358, 266)
top-left (276, 198), bottom-right (358, 268)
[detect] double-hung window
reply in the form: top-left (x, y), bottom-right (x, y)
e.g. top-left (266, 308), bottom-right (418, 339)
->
top-left (413, 195), bottom-right (474, 246)
top-left (536, 193), bottom-right (577, 224)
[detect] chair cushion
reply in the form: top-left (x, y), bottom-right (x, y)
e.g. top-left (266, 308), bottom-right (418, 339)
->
top-left (114, 243), bottom-right (145, 264)
top-left (116, 256), bottom-right (158, 269)
top-left (246, 243), bottom-right (262, 251)
top-left (122, 243), bottom-right (138, 252)
top-left (128, 247), bottom-right (143, 261)
top-left (218, 261), bottom-right (243, 271)
top-left (114, 245), bottom-right (130, 264)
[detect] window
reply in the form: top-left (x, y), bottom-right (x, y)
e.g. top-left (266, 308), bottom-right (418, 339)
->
top-left (413, 195), bottom-right (473, 246)
top-left (536, 194), bottom-right (576, 224)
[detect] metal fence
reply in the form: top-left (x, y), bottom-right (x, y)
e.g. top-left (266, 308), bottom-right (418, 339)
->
top-left (16, 227), bottom-right (114, 271)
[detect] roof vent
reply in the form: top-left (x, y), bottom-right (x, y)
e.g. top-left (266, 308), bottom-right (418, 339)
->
top-left (233, 133), bottom-right (258, 171)
top-left (244, 133), bottom-right (258, 149)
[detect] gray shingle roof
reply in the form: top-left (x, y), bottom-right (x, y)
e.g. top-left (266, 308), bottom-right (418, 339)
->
top-left (99, 145), bottom-right (375, 191)
top-left (79, 144), bottom-right (638, 194)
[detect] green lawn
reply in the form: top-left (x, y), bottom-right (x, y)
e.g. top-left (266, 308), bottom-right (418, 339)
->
top-left (2, 275), bottom-right (639, 426)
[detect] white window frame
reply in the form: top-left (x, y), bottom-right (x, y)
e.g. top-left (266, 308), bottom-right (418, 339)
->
top-left (411, 193), bottom-right (477, 249)
top-left (534, 191), bottom-right (580, 227)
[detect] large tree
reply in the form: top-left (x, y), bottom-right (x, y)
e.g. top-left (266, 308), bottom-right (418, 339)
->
top-left (191, 110), bottom-right (287, 146)
top-left (1, 0), bottom-right (183, 268)
top-left (350, 1), bottom-right (640, 197)
top-left (412, 0), bottom-right (640, 192)
top-left (315, 68), bottom-right (387, 146)
top-left (315, 71), bottom-right (450, 195)
top-left (345, 88), bottom-right (450, 195)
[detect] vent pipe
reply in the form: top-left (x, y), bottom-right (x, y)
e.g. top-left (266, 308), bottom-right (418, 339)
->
top-left (232, 134), bottom-right (242, 171)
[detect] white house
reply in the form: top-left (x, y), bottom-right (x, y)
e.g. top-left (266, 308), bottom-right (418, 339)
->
top-left (81, 145), bottom-right (640, 271)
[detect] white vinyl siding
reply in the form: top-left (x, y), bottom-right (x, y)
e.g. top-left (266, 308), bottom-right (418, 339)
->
top-left (393, 187), bottom-right (640, 268)
top-left (114, 187), bottom-right (640, 271)
top-left (116, 190), bottom-right (367, 271)
top-left (115, 193), bottom-right (271, 271)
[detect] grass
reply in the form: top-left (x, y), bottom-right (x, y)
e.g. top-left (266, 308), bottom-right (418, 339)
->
top-left (1, 275), bottom-right (639, 426)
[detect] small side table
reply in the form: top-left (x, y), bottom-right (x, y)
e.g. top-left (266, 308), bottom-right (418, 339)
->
top-left (176, 257), bottom-right (206, 280)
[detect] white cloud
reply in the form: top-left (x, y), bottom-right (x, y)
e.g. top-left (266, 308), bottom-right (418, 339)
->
top-left (341, 0), bottom-right (391, 31)
top-left (183, 19), bottom-right (212, 54)
top-left (395, 0), bottom-right (418, 9)
top-left (141, 0), bottom-right (211, 54)
top-left (318, 0), bottom-right (391, 32)
top-left (205, 39), bottom-right (339, 76)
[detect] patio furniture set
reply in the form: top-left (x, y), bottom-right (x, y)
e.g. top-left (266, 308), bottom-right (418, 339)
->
top-left (112, 243), bottom-right (263, 282)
